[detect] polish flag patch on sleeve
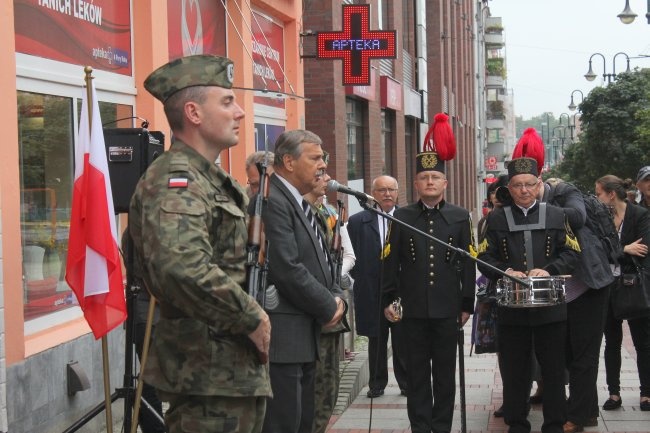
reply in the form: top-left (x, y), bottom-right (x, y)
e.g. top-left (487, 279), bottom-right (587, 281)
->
top-left (168, 177), bottom-right (189, 188)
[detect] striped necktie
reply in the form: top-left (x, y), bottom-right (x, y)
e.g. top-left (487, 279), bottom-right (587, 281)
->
top-left (302, 199), bottom-right (329, 263)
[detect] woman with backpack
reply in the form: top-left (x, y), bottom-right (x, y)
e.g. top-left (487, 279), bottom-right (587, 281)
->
top-left (595, 175), bottom-right (650, 413)
top-left (541, 178), bottom-right (615, 432)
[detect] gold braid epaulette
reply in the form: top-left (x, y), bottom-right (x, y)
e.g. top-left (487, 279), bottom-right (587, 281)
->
top-left (564, 219), bottom-right (581, 252)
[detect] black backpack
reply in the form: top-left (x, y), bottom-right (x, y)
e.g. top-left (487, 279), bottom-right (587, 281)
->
top-left (548, 182), bottom-right (623, 265)
top-left (581, 193), bottom-right (623, 265)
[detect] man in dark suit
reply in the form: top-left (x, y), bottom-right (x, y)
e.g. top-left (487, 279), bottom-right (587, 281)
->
top-left (348, 175), bottom-right (408, 398)
top-left (478, 157), bottom-right (580, 433)
top-left (261, 129), bottom-right (346, 433)
top-left (382, 150), bottom-right (476, 433)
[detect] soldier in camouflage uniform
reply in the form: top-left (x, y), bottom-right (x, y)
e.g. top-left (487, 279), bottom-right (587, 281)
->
top-left (129, 55), bottom-right (271, 433)
top-left (303, 169), bottom-right (356, 433)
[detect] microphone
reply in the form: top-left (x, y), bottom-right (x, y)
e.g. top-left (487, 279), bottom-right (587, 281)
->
top-left (327, 179), bottom-right (375, 203)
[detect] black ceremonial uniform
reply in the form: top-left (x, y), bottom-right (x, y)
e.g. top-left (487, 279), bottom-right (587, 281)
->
top-left (382, 200), bottom-right (475, 433)
top-left (478, 201), bottom-right (580, 433)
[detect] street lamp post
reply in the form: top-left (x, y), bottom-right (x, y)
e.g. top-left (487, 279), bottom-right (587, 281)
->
top-left (552, 126), bottom-right (567, 165)
top-left (584, 53), bottom-right (610, 83)
top-left (613, 52), bottom-right (631, 79)
top-left (568, 89), bottom-right (584, 111)
top-left (558, 113), bottom-right (575, 142)
top-left (618, 0), bottom-right (650, 24)
top-left (584, 52), bottom-right (631, 83)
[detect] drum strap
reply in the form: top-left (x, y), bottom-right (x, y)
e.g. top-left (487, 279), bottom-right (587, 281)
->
top-left (504, 204), bottom-right (547, 272)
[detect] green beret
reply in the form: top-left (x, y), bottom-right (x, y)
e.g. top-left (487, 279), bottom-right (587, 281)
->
top-left (144, 55), bottom-right (234, 103)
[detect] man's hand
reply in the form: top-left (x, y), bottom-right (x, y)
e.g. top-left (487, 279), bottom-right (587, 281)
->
top-left (460, 311), bottom-right (470, 326)
top-left (324, 297), bottom-right (345, 328)
top-left (505, 268), bottom-right (527, 278)
top-left (248, 308), bottom-right (271, 364)
top-left (528, 268), bottom-right (550, 277)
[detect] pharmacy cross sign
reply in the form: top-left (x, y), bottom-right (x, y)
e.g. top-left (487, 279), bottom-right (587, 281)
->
top-left (316, 4), bottom-right (397, 86)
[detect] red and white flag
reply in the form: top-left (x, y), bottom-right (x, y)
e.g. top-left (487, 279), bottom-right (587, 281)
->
top-left (65, 78), bottom-right (126, 339)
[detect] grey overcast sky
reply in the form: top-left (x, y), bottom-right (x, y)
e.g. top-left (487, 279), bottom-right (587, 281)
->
top-left (487, 0), bottom-right (650, 119)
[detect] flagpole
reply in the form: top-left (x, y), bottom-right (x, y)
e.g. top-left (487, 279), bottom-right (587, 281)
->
top-left (84, 66), bottom-right (114, 433)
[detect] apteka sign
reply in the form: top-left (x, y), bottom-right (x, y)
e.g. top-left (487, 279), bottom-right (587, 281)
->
top-left (317, 4), bottom-right (397, 86)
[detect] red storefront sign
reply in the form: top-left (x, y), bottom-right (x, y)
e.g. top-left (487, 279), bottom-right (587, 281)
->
top-left (15, 0), bottom-right (132, 75)
top-left (380, 75), bottom-right (402, 111)
top-left (252, 11), bottom-right (285, 109)
top-left (167, 0), bottom-right (226, 60)
top-left (345, 69), bottom-right (376, 101)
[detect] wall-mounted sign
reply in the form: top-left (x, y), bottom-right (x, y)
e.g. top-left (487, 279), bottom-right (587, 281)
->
top-left (252, 11), bottom-right (285, 109)
top-left (380, 75), bottom-right (402, 111)
top-left (345, 69), bottom-right (376, 101)
top-left (316, 4), bottom-right (396, 86)
top-left (14, 0), bottom-right (132, 75)
top-left (167, 0), bottom-right (226, 60)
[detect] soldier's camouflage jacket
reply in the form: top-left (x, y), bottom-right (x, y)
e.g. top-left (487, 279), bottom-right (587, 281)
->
top-left (129, 140), bottom-right (271, 397)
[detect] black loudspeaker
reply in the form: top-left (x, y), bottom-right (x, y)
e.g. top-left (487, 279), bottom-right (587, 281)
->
top-left (104, 128), bottom-right (165, 213)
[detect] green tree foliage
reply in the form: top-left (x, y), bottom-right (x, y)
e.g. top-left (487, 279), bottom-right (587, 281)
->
top-left (553, 69), bottom-right (650, 191)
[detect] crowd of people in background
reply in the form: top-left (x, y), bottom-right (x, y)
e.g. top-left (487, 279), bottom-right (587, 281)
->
top-left (126, 51), bottom-right (650, 433)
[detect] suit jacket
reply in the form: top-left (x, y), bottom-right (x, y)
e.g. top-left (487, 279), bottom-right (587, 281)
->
top-left (348, 208), bottom-right (386, 336)
top-left (381, 200), bottom-right (476, 319)
top-left (262, 173), bottom-right (341, 363)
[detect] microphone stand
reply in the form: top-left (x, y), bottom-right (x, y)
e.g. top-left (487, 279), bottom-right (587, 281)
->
top-left (354, 196), bottom-right (529, 433)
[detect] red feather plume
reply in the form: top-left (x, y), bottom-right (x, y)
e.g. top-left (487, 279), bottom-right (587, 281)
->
top-left (422, 113), bottom-right (456, 161)
top-left (512, 127), bottom-right (545, 173)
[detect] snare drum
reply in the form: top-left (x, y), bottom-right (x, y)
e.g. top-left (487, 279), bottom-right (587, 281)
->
top-left (496, 276), bottom-right (567, 307)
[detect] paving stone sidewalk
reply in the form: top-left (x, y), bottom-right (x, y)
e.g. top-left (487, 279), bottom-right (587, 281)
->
top-left (327, 323), bottom-right (650, 433)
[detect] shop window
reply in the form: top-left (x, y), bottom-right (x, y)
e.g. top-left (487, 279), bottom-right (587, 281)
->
top-left (346, 98), bottom-right (365, 180)
top-left (18, 90), bottom-right (132, 325)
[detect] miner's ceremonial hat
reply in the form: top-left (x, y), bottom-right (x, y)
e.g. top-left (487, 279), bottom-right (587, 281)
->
top-left (508, 157), bottom-right (539, 178)
top-left (416, 113), bottom-right (456, 174)
top-left (144, 55), bottom-right (234, 103)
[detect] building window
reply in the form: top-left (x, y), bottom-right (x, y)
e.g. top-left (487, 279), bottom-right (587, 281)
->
top-left (18, 90), bottom-right (132, 326)
top-left (381, 110), bottom-right (394, 174)
top-left (346, 98), bottom-right (365, 180)
top-left (405, 117), bottom-right (417, 202)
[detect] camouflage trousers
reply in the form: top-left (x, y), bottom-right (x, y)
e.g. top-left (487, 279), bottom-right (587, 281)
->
top-left (159, 391), bottom-right (266, 433)
top-left (312, 333), bottom-right (341, 433)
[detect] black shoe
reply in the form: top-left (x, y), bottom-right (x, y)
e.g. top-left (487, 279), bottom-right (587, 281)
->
top-left (494, 405), bottom-right (504, 417)
top-left (641, 399), bottom-right (650, 411)
top-left (529, 394), bottom-right (543, 404)
top-left (584, 417), bottom-right (598, 427)
top-left (602, 396), bottom-right (622, 410)
top-left (366, 388), bottom-right (384, 398)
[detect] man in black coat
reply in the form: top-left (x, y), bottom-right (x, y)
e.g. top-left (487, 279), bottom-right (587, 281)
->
top-left (478, 158), bottom-right (580, 433)
top-left (261, 130), bottom-right (346, 433)
top-left (382, 153), bottom-right (475, 433)
top-left (348, 175), bottom-right (408, 398)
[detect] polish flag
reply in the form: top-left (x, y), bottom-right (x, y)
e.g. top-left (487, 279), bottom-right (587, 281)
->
top-left (65, 77), bottom-right (126, 339)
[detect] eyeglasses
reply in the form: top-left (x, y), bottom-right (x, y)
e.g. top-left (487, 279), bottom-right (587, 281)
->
top-left (374, 188), bottom-right (398, 194)
top-left (509, 182), bottom-right (539, 190)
